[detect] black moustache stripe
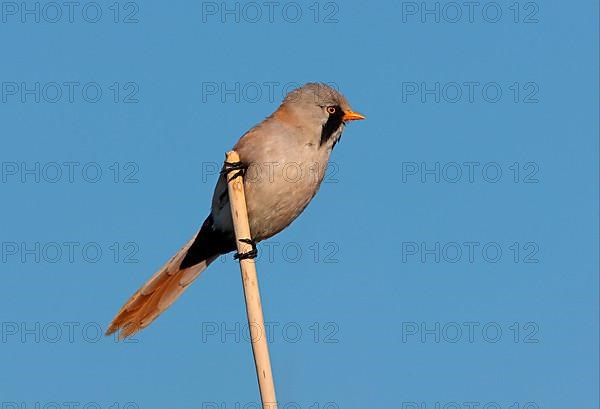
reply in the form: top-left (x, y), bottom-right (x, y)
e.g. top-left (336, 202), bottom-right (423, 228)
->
top-left (320, 107), bottom-right (345, 146)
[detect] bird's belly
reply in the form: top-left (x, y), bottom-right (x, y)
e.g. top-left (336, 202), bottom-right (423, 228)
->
top-left (244, 159), bottom-right (327, 241)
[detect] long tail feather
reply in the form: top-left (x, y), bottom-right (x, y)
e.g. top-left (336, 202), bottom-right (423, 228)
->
top-left (106, 236), bottom-right (217, 339)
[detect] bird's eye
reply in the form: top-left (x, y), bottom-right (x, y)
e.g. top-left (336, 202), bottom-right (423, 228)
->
top-left (326, 106), bottom-right (337, 114)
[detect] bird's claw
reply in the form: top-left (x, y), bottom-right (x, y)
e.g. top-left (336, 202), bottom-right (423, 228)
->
top-left (234, 238), bottom-right (258, 260)
top-left (221, 161), bottom-right (247, 182)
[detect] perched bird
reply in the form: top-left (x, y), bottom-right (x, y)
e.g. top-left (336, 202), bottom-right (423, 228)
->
top-left (106, 83), bottom-right (365, 338)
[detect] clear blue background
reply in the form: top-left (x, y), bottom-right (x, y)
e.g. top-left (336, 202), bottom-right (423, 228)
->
top-left (0, 1), bottom-right (598, 408)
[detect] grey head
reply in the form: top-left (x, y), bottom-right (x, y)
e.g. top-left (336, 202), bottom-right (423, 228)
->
top-left (275, 83), bottom-right (365, 149)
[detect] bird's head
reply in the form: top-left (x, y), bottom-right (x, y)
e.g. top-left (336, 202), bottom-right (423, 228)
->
top-left (278, 83), bottom-right (365, 149)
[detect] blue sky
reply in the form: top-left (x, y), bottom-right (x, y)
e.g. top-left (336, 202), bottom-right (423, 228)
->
top-left (0, 1), bottom-right (598, 408)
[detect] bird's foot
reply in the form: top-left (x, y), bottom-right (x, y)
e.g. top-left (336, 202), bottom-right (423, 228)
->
top-left (234, 238), bottom-right (258, 260)
top-left (221, 161), bottom-right (247, 182)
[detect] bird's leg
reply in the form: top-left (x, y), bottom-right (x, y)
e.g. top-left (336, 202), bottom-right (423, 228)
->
top-left (221, 161), bottom-right (247, 182)
top-left (234, 238), bottom-right (258, 260)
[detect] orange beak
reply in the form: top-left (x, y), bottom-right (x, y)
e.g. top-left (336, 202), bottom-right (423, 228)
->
top-left (343, 111), bottom-right (366, 122)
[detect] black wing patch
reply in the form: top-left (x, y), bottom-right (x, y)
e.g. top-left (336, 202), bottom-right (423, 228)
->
top-left (179, 215), bottom-right (236, 269)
